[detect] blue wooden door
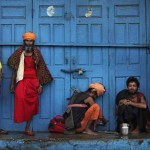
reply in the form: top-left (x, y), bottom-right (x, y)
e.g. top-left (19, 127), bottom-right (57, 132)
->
top-left (32, 0), bottom-right (71, 131)
top-left (0, 0), bottom-right (33, 131)
top-left (70, 0), bottom-right (109, 130)
top-left (108, 0), bottom-right (147, 130)
top-left (32, 0), bottom-right (110, 131)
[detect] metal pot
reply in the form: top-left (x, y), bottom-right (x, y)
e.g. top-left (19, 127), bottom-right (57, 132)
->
top-left (121, 123), bottom-right (129, 135)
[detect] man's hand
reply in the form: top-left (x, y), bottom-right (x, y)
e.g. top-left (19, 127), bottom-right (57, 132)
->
top-left (119, 99), bottom-right (130, 106)
top-left (0, 72), bottom-right (3, 81)
top-left (10, 83), bottom-right (15, 93)
top-left (38, 85), bottom-right (42, 94)
top-left (123, 100), bottom-right (131, 106)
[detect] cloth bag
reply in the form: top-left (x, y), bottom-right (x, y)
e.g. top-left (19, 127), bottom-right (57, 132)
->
top-left (63, 89), bottom-right (80, 134)
top-left (48, 115), bottom-right (64, 133)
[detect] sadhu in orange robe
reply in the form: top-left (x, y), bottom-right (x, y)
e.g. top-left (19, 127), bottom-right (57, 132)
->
top-left (69, 92), bottom-right (103, 132)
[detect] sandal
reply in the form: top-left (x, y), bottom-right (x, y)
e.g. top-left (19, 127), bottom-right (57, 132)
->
top-left (24, 131), bottom-right (35, 136)
top-left (0, 129), bottom-right (8, 134)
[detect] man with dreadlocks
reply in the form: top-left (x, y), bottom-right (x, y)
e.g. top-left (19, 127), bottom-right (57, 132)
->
top-left (7, 32), bottom-right (53, 136)
top-left (116, 77), bottom-right (148, 134)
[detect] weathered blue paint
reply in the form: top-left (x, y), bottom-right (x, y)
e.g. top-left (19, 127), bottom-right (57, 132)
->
top-left (0, 139), bottom-right (150, 150)
top-left (0, 0), bottom-right (149, 131)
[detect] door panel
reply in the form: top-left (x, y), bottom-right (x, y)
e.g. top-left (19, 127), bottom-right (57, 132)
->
top-left (0, 0), bottom-right (32, 131)
top-left (108, 0), bottom-right (147, 130)
top-left (70, 0), bottom-right (108, 44)
top-left (70, 0), bottom-right (109, 130)
top-left (32, 0), bottom-right (71, 131)
top-left (33, 0), bottom-right (71, 44)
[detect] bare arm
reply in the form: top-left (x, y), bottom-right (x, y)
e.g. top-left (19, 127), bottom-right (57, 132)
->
top-left (118, 99), bottom-right (129, 106)
top-left (0, 70), bottom-right (3, 80)
top-left (36, 66), bottom-right (42, 95)
top-left (124, 96), bottom-right (147, 109)
top-left (0, 61), bottom-right (3, 80)
top-left (10, 69), bottom-right (16, 93)
top-left (84, 97), bottom-right (95, 106)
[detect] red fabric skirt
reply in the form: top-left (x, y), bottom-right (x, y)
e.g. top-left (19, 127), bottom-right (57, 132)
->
top-left (14, 78), bottom-right (39, 123)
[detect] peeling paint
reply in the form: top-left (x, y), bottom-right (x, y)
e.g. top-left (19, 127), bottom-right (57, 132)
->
top-left (85, 8), bottom-right (92, 17)
top-left (47, 6), bottom-right (55, 17)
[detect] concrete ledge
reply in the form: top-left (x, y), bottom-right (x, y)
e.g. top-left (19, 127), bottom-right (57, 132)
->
top-left (0, 132), bottom-right (149, 150)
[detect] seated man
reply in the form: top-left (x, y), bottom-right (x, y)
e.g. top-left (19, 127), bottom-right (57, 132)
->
top-left (65, 83), bottom-right (108, 135)
top-left (116, 77), bottom-right (148, 133)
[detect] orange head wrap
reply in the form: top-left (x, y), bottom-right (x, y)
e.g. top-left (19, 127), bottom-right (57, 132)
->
top-left (89, 83), bottom-right (105, 96)
top-left (22, 32), bottom-right (36, 41)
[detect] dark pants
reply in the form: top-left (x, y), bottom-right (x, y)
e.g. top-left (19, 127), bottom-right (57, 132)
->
top-left (116, 105), bottom-right (147, 132)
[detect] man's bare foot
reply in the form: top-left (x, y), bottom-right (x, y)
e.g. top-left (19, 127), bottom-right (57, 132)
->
top-left (131, 127), bottom-right (139, 134)
top-left (101, 117), bottom-right (109, 126)
top-left (83, 129), bottom-right (97, 135)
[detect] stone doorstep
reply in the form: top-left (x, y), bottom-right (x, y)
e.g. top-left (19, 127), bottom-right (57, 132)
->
top-left (0, 132), bottom-right (149, 149)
